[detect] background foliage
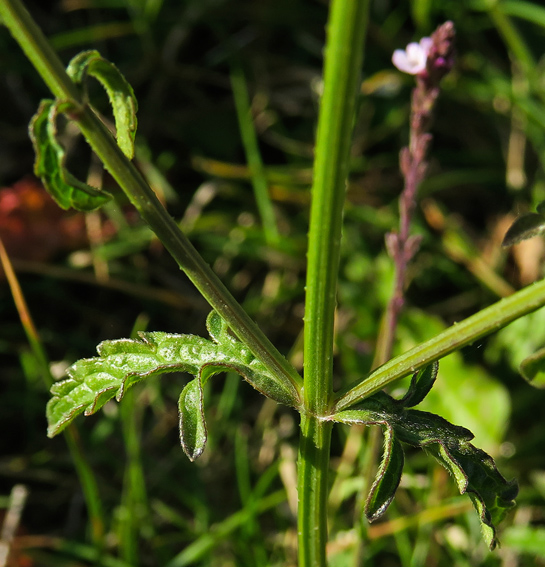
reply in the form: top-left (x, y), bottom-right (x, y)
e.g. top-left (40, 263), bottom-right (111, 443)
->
top-left (1, 0), bottom-right (545, 565)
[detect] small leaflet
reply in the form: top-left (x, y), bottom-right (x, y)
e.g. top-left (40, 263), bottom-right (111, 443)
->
top-left (29, 99), bottom-right (111, 211)
top-left (179, 378), bottom-right (207, 461)
top-left (67, 50), bottom-right (138, 159)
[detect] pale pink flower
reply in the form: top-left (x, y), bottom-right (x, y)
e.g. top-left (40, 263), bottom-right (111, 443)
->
top-left (392, 37), bottom-right (432, 75)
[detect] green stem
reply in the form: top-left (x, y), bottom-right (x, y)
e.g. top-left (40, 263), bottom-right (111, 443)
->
top-left (334, 277), bottom-right (545, 412)
top-left (303, 0), bottom-right (370, 416)
top-left (0, 0), bottom-right (302, 406)
top-left (299, 0), bottom-right (370, 564)
top-left (297, 414), bottom-right (332, 567)
top-left (230, 62), bottom-right (280, 246)
top-left (0, 0), bottom-right (79, 101)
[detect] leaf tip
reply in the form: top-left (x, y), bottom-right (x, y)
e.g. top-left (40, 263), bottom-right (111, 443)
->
top-left (502, 212), bottom-right (545, 247)
top-left (520, 347), bottom-right (545, 389)
top-left (178, 379), bottom-right (207, 462)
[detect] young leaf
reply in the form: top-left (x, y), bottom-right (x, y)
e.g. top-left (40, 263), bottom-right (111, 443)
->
top-left (365, 424), bottom-right (405, 522)
top-left (178, 378), bottom-right (207, 461)
top-left (29, 99), bottom-right (111, 211)
top-left (333, 404), bottom-right (404, 521)
top-left (47, 312), bottom-right (298, 456)
top-left (331, 389), bottom-right (517, 549)
top-left (67, 50), bottom-right (138, 159)
top-left (502, 212), bottom-right (545, 247)
top-left (398, 361), bottom-right (439, 408)
top-left (519, 346), bottom-right (545, 388)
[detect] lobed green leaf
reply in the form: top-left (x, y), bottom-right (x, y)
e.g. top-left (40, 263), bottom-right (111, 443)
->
top-left (424, 441), bottom-right (518, 549)
top-left (47, 311), bottom-right (297, 460)
top-left (67, 50), bottom-right (138, 159)
top-left (330, 363), bottom-right (517, 549)
top-left (29, 99), bottom-right (111, 211)
top-left (205, 311), bottom-right (296, 403)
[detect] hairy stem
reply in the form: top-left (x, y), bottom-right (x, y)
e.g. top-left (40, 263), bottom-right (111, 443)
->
top-left (303, 0), bottom-right (370, 415)
top-left (0, 0), bottom-right (302, 405)
top-left (297, 415), bottom-right (333, 566)
top-left (299, 0), bottom-right (370, 564)
top-left (335, 277), bottom-right (545, 412)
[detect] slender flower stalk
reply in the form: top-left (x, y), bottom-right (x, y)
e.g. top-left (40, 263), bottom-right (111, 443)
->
top-left (374, 22), bottom-right (456, 367)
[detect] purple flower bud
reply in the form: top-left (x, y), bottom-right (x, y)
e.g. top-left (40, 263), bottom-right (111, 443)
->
top-left (425, 21), bottom-right (455, 83)
top-left (385, 231), bottom-right (400, 259)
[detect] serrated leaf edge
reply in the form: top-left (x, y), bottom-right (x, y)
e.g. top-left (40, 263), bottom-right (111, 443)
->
top-left (47, 312), bottom-right (297, 441)
top-left (330, 406), bottom-right (517, 549)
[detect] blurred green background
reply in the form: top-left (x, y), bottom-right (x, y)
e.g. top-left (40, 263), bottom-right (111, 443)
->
top-left (1, 0), bottom-right (545, 565)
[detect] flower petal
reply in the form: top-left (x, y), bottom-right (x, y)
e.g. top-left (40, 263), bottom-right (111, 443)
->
top-left (392, 49), bottom-right (411, 73)
top-left (392, 38), bottom-right (432, 75)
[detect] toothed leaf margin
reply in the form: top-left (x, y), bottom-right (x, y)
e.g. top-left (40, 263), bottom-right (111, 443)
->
top-left (47, 311), bottom-right (298, 461)
top-left (330, 362), bottom-right (517, 549)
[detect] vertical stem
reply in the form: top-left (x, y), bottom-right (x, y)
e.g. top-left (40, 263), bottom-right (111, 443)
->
top-left (299, 0), bottom-right (370, 565)
top-left (297, 414), bottom-right (332, 566)
top-left (303, 0), bottom-right (370, 416)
